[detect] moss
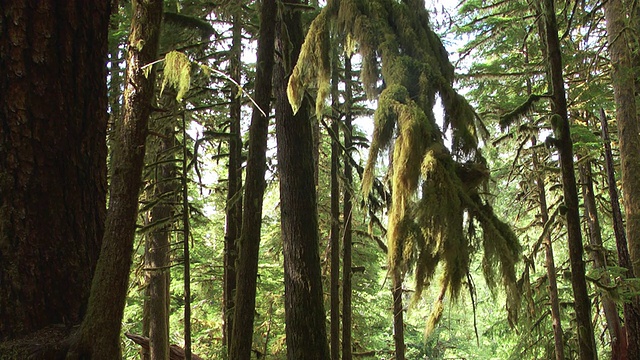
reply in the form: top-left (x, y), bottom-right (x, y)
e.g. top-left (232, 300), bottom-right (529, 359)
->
top-left (161, 50), bottom-right (191, 101)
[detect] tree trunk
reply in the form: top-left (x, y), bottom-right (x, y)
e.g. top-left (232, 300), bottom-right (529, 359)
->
top-left (66, 0), bottom-right (163, 358)
top-left (223, 10), bottom-right (244, 354)
top-left (391, 269), bottom-right (405, 360)
top-left (605, 0), bottom-right (640, 291)
top-left (579, 159), bottom-right (624, 358)
top-left (229, 0), bottom-right (277, 358)
top-left (0, 0), bottom-right (109, 340)
top-left (143, 117), bottom-right (176, 360)
top-left (601, 109), bottom-right (638, 359)
top-left (342, 54), bottom-right (354, 360)
top-left (532, 144), bottom-right (565, 360)
top-left (540, 0), bottom-right (596, 358)
top-left (330, 45), bottom-right (341, 360)
top-left (275, 1), bottom-right (330, 358)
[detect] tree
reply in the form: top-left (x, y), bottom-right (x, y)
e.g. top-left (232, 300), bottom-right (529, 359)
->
top-left (0, 0), bottom-right (109, 341)
top-left (275, 1), bottom-right (331, 358)
top-left (229, 0), bottom-right (277, 357)
top-left (66, 0), bottom-right (164, 357)
top-left (539, 0), bottom-right (596, 357)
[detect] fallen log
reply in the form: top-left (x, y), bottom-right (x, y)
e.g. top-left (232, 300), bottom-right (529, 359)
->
top-left (125, 333), bottom-right (204, 360)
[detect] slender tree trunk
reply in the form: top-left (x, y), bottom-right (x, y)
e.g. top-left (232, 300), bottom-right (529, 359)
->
top-left (579, 159), bottom-right (624, 358)
top-left (275, 1), bottom-right (330, 358)
top-left (391, 270), bottom-right (405, 360)
top-left (229, 0), bottom-right (277, 358)
top-left (532, 145), bottom-right (565, 360)
top-left (601, 109), bottom-right (638, 359)
top-left (329, 46), bottom-right (341, 360)
top-left (342, 55), bottom-right (354, 360)
top-left (223, 10), bottom-right (244, 353)
top-left (0, 0), bottom-right (109, 340)
top-left (182, 114), bottom-right (193, 360)
top-left (143, 117), bottom-right (176, 360)
top-left (66, 0), bottom-right (163, 358)
top-left (540, 0), bottom-right (596, 358)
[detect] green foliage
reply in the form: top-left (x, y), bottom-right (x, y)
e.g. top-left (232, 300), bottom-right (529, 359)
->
top-left (161, 50), bottom-right (192, 101)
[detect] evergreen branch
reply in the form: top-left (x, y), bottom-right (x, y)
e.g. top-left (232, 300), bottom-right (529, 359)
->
top-left (499, 94), bottom-right (549, 129)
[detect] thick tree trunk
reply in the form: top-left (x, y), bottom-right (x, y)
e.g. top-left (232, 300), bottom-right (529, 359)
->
top-left (223, 11), bottom-right (243, 353)
top-left (330, 46), bottom-right (341, 360)
top-left (66, 0), bottom-right (163, 358)
top-left (0, 0), bottom-right (109, 340)
top-left (342, 55), bottom-right (354, 360)
top-left (532, 145), bottom-right (565, 360)
top-left (579, 160), bottom-right (624, 358)
top-left (605, 0), bottom-right (640, 288)
top-left (540, 0), bottom-right (596, 358)
top-left (601, 109), bottom-right (638, 359)
top-left (229, 0), bottom-right (277, 358)
top-left (275, 1), bottom-right (330, 358)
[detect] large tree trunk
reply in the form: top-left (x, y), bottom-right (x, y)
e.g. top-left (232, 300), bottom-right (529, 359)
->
top-left (223, 10), bottom-right (244, 353)
top-left (275, 1), bottom-right (330, 358)
top-left (540, 0), bottom-right (596, 358)
top-left (605, 0), bottom-right (640, 292)
top-left (532, 145), bottom-right (565, 360)
top-left (342, 54), bottom-right (354, 360)
top-left (66, 0), bottom-right (163, 358)
top-left (229, 0), bottom-right (277, 358)
top-left (0, 0), bottom-right (109, 340)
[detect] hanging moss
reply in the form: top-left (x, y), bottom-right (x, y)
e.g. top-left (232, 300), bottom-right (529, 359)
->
top-left (161, 50), bottom-right (191, 101)
top-left (290, 0), bottom-right (522, 338)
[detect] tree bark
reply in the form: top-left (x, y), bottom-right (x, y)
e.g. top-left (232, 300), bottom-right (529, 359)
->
top-left (540, 0), bottom-right (596, 358)
top-left (0, 0), bottom-right (109, 340)
top-left (229, 0), bottom-right (277, 358)
top-left (223, 10), bottom-right (244, 353)
top-left (66, 0), bottom-right (163, 358)
top-left (275, 1), bottom-right (330, 358)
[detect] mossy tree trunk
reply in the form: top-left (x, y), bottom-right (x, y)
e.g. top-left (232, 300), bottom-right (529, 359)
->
top-left (274, 1), bottom-right (330, 358)
top-left (229, 0), bottom-right (277, 358)
top-left (540, 0), bottom-right (596, 358)
top-left (604, 0), bottom-right (640, 355)
top-left (0, 0), bottom-right (109, 340)
top-left (65, 0), bottom-right (163, 358)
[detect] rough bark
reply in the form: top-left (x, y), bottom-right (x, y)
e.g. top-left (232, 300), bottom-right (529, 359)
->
top-left (0, 0), bottom-right (109, 340)
top-left (342, 55), bottom-right (354, 360)
top-left (66, 0), bottom-right (163, 358)
top-left (275, 1), bottom-right (330, 358)
top-left (223, 11), bottom-right (244, 353)
top-left (229, 0), bottom-right (277, 358)
top-left (532, 145), bottom-right (565, 360)
top-left (540, 0), bottom-right (596, 358)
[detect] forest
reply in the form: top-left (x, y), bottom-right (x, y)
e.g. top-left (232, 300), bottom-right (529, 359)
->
top-left (1, 0), bottom-right (639, 359)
